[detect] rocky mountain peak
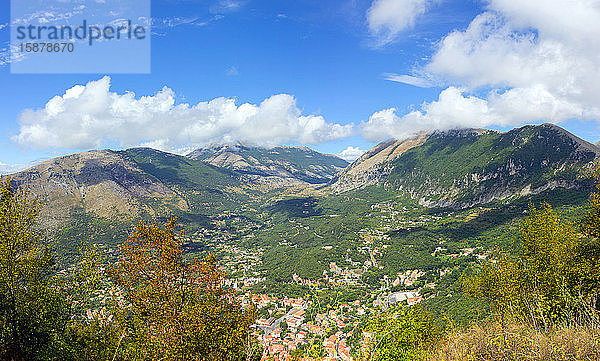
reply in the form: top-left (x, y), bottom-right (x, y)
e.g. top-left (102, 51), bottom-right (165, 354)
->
top-left (329, 132), bottom-right (430, 192)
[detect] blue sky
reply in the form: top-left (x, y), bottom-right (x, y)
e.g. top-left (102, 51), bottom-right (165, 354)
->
top-left (1, 0), bottom-right (600, 172)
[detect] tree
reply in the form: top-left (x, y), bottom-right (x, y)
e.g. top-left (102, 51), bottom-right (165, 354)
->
top-left (584, 163), bottom-right (600, 238)
top-left (578, 164), bottom-right (600, 307)
top-left (60, 244), bottom-right (124, 361)
top-left (464, 199), bottom-right (600, 328)
top-left (363, 305), bottom-right (441, 361)
top-left (0, 177), bottom-right (67, 360)
top-left (108, 218), bottom-right (258, 360)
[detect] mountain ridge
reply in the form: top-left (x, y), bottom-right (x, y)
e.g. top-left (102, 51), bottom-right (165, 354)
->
top-left (187, 143), bottom-right (348, 186)
top-left (9, 149), bottom-right (187, 228)
top-left (329, 132), bottom-right (430, 192)
top-left (8, 147), bottom-right (245, 228)
top-left (334, 124), bottom-right (599, 208)
top-left (6, 124), bottom-right (599, 229)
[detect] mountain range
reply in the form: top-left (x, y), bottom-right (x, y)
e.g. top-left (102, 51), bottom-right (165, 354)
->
top-left (187, 143), bottom-right (348, 186)
top-left (332, 124), bottom-right (599, 208)
top-left (7, 123), bottom-right (600, 230)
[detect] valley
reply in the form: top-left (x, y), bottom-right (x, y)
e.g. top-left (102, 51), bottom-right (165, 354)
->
top-left (6, 123), bottom-right (599, 359)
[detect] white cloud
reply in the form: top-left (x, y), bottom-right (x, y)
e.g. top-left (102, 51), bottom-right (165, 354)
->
top-left (13, 76), bottom-right (353, 152)
top-left (0, 161), bottom-right (38, 175)
top-left (226, 65), bottom-right (239, 76)
top-left (0, 43), bottom-right (26, 66)
top-left (427, 1), bottom-right (600, 117)
top-left (383, 73), bottom-right (434, 88)
top-left (362, 87), bottom-right (495, 141)
top-left (210, 0), bottom-right (245, 14)
top-left (367, 0), bottom-right (432, 45)
top-left (369, 0), bottom-right (600, 141)
top-left (336, 146), bottom-right (366, 162)
top-left (362, 85), bottom-right (593, 142)
top-left (152, 15), bottom-right (219, 30)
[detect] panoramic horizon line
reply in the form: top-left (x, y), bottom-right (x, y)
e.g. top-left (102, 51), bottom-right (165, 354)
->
top-left (3, 122), bottom-right (598, 176)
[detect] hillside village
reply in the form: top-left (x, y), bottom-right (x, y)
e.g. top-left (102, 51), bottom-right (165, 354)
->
top-left (159, 192), bottom-right (504, 359)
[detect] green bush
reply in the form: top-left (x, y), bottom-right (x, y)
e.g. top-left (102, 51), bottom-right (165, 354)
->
top-left (464, 200), bottom-right (600, 327)
top-left (363, 305), bottom-right (442, 361)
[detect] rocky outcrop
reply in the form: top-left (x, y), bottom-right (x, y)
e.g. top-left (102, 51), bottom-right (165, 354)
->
top-left (329, 133), bottom-right (429, 192)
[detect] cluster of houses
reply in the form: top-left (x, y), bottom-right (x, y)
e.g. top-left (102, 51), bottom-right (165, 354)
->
top-left (322, 262), bottom-right (362, 286)
top-left (392, 269), bottom-right (425, 287)
top-left (246, 294), bottom-right (392, 360)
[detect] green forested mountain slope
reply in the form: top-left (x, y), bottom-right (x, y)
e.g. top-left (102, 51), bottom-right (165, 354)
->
top-left (9, 148), bottom-right (244, 228)
top-left (334, 124), bottom-right (599, 208)
top-left (7, 124), bottom-right (599, 268)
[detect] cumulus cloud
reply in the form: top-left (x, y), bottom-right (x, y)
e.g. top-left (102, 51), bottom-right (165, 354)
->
top-left (368, 0), bottom-right (600, 141)
top-left (361, 85), bottom-right (588, 142)
top-left (427, 1), bottom-right (600, 118)
top-left (362, 87), bottom-right (493, 141)
top-left (336, 146), bottom-right (366, 162)
top-left (367, 0), bottom-right (432, 45)
top-left (12, 76), bottom-right (353, 152)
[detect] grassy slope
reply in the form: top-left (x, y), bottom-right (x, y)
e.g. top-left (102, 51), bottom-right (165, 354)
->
top-left (429, 321), bottom-right (600, 361)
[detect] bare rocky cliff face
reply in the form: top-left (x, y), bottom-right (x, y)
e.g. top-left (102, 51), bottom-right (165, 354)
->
top-left (329, 133), bottom-right (430, 192)
top-left (331, 124), bottom-right (600, 209)
top-left (187, 143), bottom-right (348, 186)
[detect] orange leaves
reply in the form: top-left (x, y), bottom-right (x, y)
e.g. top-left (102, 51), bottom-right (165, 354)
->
top-left (108, 217), bottom-right (256, 360)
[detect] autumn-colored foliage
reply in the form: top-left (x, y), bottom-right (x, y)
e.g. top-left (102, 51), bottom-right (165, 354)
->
top-left (108, 218), bottom-right (257, 360)
top-left (462, 166), bottom-right (600, 329)
top-left (463, 201), bottom-right (600, 328)
top-left (0, 177), bottom-right (257, 360)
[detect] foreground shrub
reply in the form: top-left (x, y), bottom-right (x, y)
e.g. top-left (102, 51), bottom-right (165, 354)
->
top-left (429, 321), bottom-right (600, 361)
top-left (0, 177), bottom-right (258, 360)
top-left (361, 305), bottom-right (442, 361)
top-left (0, 178), bottom-right (68, 360)
top-left (463, 200), bottom-right (600, 328)
top-left (88, 218), bottom-right (259, 360)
